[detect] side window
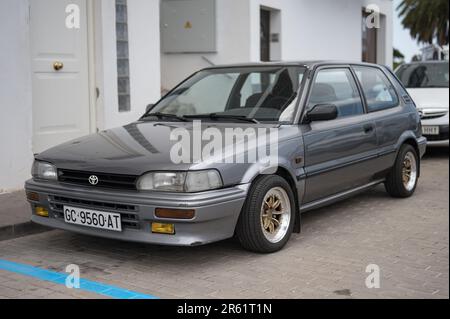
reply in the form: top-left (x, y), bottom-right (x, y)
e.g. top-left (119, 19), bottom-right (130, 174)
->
top-left (308, 68), bottom-right (364, 118)
top-left (354, 66), bottom-right (399, 112)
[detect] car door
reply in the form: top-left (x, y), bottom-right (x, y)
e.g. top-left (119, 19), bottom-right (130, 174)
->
top-left (302, 66), bottom-right (379, 204)
top-left (353, 66), bottom-right (411, 172)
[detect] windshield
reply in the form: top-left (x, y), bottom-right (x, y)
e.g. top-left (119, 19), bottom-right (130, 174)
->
top-left (145, 66), bottom-right (306, 123)
top-left (395, 62), bottom-right (449, 88)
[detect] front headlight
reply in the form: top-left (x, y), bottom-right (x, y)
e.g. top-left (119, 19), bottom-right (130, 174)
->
top-left (137, 170), bottom-right (223, 193)
top-left (137, 172), bottom-right (186, 192)
top-left (32, 161), bottom-right (57, 181)
top-left (185, 170), bottom-right (222, 193)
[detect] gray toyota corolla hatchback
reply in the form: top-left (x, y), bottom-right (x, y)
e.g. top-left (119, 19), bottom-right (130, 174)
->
top-left (26, 61), bottom-right (427, 253)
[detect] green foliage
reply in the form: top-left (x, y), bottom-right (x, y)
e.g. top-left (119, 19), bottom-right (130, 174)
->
top-left (397, 0), bottom-right (449, 46)
top-left (393, 48), bottom-right (405, 70)
top-left (394, 48), bottom-right (405, 59)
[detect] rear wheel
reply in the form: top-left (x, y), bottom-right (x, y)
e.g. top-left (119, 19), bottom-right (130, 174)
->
top-left (236, 175), bottom-right (295, 253)
top-left (385, 144), bottom-right (419, 198)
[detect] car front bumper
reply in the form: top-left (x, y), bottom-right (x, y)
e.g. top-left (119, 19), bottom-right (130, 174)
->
top-left (422, 114), bottom-right (449, 146)
top-left (25, 179), bottom-right (249, 246)
top-left (427, 139), bottom-right (449, 147)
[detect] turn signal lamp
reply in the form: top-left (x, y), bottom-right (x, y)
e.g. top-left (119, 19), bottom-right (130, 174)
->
top-left (26, 192), bottom-right (40, 201)
top-left (155, 208), bottom-right (195, 220)
top-left (151, 222), bottom-right (175, 235)
top-left (35, 207), bottom-right (49, 218)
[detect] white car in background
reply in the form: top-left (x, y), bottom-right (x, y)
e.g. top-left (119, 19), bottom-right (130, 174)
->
top-left (396, 61), bottom-right (449, 146)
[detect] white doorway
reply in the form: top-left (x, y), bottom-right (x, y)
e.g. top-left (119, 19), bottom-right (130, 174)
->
top-left (30, 0), bottom-right (92, 153)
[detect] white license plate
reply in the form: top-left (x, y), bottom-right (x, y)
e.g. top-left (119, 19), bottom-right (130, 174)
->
top-left (64, 206), bottom-right (122, 232)
top-left (422, 126), bottom-right (440, 136)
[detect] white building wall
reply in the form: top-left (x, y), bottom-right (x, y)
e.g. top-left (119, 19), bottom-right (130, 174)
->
top-left (96, 0), bottom-right (161, 130)
top-left (0, 0), bottom-right (33, 193)
top-left (0, 0), bottom-right (162, 192)
top-left (251, 0), bottom-right (393, 66)
top-left (160, 0), bottom-right (252, 91)
top-left (250, 0), bottom-right (360, 62)
top-left (161, 0), bottom-right (393, 91)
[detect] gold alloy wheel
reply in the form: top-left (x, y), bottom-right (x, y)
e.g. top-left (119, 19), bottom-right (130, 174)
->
top-left (260, 187), bottom-right (291, 244)
top-left (402, 151), bottom-right (418, 192)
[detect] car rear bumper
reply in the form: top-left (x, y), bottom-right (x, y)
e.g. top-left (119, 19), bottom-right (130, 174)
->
top-left (25, 179), bottom-right (249, 246)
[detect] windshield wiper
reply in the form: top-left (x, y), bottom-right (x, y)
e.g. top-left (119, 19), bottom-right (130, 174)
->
top-left (141, 112), bottom-right (189, 122)
top-left (184, 114), bottom-right (260, 124)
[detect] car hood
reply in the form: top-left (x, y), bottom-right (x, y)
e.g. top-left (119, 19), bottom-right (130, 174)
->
top-left (36, 121), bottom-right (301, 178)
top-left (407, 88), bottom-right (449, 110)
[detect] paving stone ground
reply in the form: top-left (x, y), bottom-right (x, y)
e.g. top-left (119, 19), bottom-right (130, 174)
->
top-left (0, 148), bottom-right (448, 299)
top-left (0, 190), bottom-right (29, 227)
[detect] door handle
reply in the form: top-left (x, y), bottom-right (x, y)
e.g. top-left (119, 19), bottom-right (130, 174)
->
top-left (363, 124), bottom-right (374, 134)
top-left (53, 61), bottom-right (64, 71)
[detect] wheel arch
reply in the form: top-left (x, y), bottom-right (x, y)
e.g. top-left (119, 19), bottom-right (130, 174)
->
top-left (242, 166), bottom-right (302, 234)
top-left (274, 167), bottom-right (301, 234)
top-left (397, 134), bottom-right (422, 177)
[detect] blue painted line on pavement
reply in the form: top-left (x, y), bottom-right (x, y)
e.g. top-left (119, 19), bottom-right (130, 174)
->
top-left (0, 259), bottom-right (158, 299)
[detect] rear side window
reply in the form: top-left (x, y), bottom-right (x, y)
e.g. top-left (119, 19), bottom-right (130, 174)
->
top-left (354, 66), bottom-right (399, 112)
top-left (308, 68), bottom-right (364, 118)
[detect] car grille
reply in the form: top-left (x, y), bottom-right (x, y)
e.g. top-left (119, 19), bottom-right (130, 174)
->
top-left (421, 110), bottom-right (448, 120)
top-left (58, 169), bottom-right (138, 190)
top-left (48, 195), bottom-right (140, 230)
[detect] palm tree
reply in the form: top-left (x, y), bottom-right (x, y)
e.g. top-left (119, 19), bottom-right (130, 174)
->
top-left (397, 0), bottom-right (449, 46)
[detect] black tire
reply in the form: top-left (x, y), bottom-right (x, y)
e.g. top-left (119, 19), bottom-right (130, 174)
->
top-left (236, 175), bottom-right (296, 253)
top-left (385, 144), bottom-right (419, 198)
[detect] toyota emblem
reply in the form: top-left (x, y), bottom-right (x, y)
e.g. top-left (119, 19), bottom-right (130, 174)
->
top-left (88, 175), bottom-right (99, 185)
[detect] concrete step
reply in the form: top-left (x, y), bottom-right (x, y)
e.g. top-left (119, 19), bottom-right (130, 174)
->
top-left (0, 190), bottom-right (51, 241)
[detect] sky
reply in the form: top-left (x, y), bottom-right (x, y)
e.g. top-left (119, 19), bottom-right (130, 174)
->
top-left (393, 0), bottom-right (423, 62)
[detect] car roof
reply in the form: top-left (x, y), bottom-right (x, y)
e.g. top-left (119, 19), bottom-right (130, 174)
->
top-left (201, 60), bottom-right (386, 70)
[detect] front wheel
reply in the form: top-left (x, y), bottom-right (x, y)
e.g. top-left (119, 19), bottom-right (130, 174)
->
top-left (236, 175), bottom-right (295, 253)
top-left (385, 144), bottom-right (419, 198)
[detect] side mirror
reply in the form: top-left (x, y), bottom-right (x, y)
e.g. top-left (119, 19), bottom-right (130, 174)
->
top-left (145, 104), bottom-right (154, 113)
top-left (304, 104), bottom-right (338, 123)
